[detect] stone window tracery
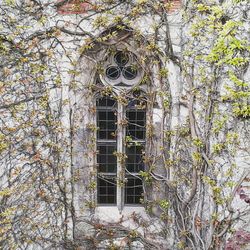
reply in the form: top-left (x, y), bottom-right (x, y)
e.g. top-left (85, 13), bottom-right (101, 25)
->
top-left (100, 51), bottom-right (143, 88)
top-left (105, 52), bottom-right (138, 81)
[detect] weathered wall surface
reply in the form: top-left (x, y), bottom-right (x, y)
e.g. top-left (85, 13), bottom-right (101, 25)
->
top-left (0, 1), bottom-right (249, 249)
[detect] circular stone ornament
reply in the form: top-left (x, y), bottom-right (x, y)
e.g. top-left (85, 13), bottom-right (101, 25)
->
top-left (106, 66), bottom-right (121, 80)
top-left (122, 66), bottom-right (137, 80)
top-left (114, 51), bottom-right (129, 66)
top-left (101, 51), bottom-right (143, 89)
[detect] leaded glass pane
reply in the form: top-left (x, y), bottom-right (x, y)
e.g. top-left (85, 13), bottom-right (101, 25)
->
top-left (126, 109), bottom-right (146, 140)
top-left (96, 96), bottom-right (116, 107)
top-left (96, 96), bottom-right (117, 205)
top-left (97, 177), bottom-right (116, 204)
top-left (125, 177), bottom-right (143, 204)
top-left (97, 144), bottom-right (116, 173)
top-left (97, 96), bottom-right (117, 140)
top-left (126, 144), bottom-right (144, 173)
top-left (114, 51), bottom-right (129, 66)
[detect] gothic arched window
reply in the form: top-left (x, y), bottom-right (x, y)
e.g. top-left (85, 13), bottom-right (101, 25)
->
top-left (96, 51), bottom-right (146, 209)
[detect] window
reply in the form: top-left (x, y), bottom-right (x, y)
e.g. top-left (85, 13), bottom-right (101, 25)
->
top-left (96, 96), bottom-right (117, 205)
top-left (96, 50), bottom-right (146, 209)
top-left (125, 98), bottom-right (146, 205)
top-left (96, 94), bottom-right (146, 208)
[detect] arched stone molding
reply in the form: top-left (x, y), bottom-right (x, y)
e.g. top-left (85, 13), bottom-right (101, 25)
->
top-left (68, 24), bottom-right (181, 247)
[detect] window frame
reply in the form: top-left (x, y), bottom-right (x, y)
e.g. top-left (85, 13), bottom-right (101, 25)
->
top-left (95, 94), bottom-right (146, 210)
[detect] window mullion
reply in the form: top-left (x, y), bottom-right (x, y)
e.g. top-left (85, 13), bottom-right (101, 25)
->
top-left (116, 102), bottom-right (125, 212)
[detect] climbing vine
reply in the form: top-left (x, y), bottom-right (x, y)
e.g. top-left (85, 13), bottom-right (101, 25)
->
top-left (0, 0), bottom-right (249, 249)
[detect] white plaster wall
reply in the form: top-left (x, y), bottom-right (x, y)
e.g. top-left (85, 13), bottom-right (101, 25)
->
top-left (50, 7), bottom-right (185, 247)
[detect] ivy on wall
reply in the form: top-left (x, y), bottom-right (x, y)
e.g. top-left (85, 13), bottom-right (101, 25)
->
top-left (0, 0), bottom-right (249, 249)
